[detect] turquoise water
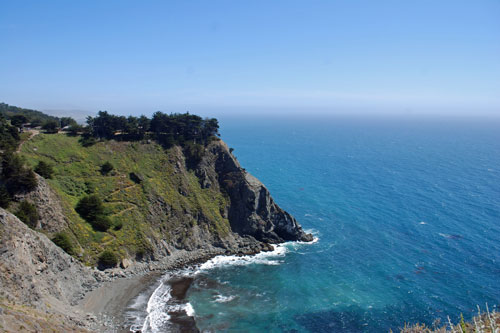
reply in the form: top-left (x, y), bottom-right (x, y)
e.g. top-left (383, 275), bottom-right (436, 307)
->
top-left (148, 116), bottom-right (500, 332)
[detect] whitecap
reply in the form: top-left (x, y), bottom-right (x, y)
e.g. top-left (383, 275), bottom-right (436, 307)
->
top-left (213, 294), bottom-right (236, 303)
top-left (197, 244), bottom-right (289, 271)
top-left (141, 279), bottom-right (172, 332)
top-left (419, 221), bottom-right (427, 225)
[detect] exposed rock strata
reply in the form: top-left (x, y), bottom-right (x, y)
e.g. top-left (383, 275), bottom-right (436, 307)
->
top-left (0, 208), bottom-right (101, 331)
top-left (197, 140), bottom-right (313, 243)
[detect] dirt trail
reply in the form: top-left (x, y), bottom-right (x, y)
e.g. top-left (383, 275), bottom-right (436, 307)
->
top-left (17, 129), bottom-right (40, 152)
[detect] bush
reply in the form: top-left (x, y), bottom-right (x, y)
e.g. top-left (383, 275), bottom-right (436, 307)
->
top-left (113, 220), bottom-right (123, 231)
top-left (100, 162), bottom-right (114, 175)
top-left (52, 232), bottom-right (75, 255)
top-left (75, 195), bottom-right (105, 221)
top-left (75, 195), bottom-right (112, 231)
top-left (98, 250), bottom-right (118, 269)
top-left (15, 201), bottom-right (38, 228)
top-left (34, 161), bottom-right (54, 179)
top-left (93, 215), bottom-right (113, 232)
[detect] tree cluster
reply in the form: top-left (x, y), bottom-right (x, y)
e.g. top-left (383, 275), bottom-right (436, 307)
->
top-left (85, 111), bottom-right (219, 147)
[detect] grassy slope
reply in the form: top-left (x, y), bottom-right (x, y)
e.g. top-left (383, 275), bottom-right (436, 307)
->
top-left (19, 133), bottom-right (230, 266)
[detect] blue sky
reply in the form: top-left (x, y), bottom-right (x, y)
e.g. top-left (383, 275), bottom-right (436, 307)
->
top-left (1, 0), bottom-right (499, 117)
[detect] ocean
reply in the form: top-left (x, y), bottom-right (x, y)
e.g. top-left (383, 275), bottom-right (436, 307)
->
top-left (133, 115), bottom-right (500, 332)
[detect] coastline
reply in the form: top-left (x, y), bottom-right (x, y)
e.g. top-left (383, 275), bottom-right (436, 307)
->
top-left (78, 240), bottom-right (297, 332)
top-left (77, 245), bottom-right (268, 332)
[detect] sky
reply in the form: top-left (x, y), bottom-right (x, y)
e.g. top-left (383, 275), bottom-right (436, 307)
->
top-left (1, 0), bottom-right (499, 118)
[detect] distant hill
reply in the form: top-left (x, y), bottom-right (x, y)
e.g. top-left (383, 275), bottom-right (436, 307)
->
top-left (0, 102), bottom-right (60, 125)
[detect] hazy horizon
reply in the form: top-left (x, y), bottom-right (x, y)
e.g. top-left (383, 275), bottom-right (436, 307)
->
top-left (1, 1), bottom-right (499, 117)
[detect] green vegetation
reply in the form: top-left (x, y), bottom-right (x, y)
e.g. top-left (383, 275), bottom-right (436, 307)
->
top-left (41, 120), bottom-right (59, 133)
top-left (0, 114), bottom-right (20, 152)
top-left (19, 132), bottom-right (231, 266)
top-left (52, 232), bottom-right (75, 255)
top-left (98, 250), bottom-right (118, 269)
top-left (34, 161), bottom-right (54, 179)
top-left (4, 102), bottom-right (230, 267)
top-left (85, 111), bottom-right (220, 167)
top-left (0, 102), bottom-right (59, 126)
top-left (75, 195), bottom-right (112, 231)
top-left (15, 201), bottom-right (38, 228)
top-left (1, 153), bottom-right (38, 195)
top-left (0, 185), bottom-right (11, 208)
top-left (100, 162), bottom-right (114, 175)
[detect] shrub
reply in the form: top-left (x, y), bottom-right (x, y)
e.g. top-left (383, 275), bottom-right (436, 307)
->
top-left (113, 220), bottom-right (123, 231)
top-left (93, 215), bottom-right (113, 232)
top-left (75, 195), bottom-right (105, 221)
top-left (52, 232), bottom-right (75, 255)
top-left (76, 195), bottom-right (112, 231)
top-left (34, 161), bottom-right (54, 179)
top-left (15, 201), bottom-right (38, 228)
top-left (98, 250), bottom-right (118, 269)
top-left (100, 162), bottom-right (114, 175)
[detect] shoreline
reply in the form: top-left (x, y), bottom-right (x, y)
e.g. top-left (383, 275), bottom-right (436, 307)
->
top-left (77, 244), bottom-right (267, 332)
top-left (79, 248), bottom-right (225, 332)
top-left (77, 238), bottom-right (314, 332)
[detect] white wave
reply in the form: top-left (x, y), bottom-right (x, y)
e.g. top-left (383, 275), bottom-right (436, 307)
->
top-left (197, 244), bottom-right (288, 271)
top-left (419, 221), bottom-right (427, 225)
top-left (185, 302), bottom-right (195, 317)
top-left (141, 277), bottom-right (172, 332)
top-left (165, 302), bottom-right (195, 317)
top-left (213, 294), bottom-right (236, 303)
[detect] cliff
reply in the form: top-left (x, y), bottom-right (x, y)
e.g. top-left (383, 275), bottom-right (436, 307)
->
top-left (16, 133), bottom-right (312, 265)
top-left (0, 208), bottom-right (102, 332)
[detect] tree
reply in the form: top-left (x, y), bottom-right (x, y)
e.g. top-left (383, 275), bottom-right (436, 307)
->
top-left (1, 153), bottom-right (38, 194)
top-left (10, 114), bottom-right (28, 128)
top-left (60, 117), bottom-right (77, 128)
top-left (15, 201), bottom-right (38, 228)
top-left (35, 161), bottom-right (54, 179)
top-left (42, 120), bottom-right (59, 134)
top-left (100, 162), bottom-right (114, 175)
top-left (0, 115), bottom-right (20, 152)
top-left (67, 124), bottom-right (83, 136)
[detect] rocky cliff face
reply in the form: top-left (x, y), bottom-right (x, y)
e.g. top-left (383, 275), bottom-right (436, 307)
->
top-left (0, 208), bottom-right (102, 331)
top-left (197, 140), bottom-right (313, 244)
top-left (14, 174), bottom-right (69, 232)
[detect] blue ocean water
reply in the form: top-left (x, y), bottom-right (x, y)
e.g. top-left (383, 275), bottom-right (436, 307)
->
top-left (145, 116), bottom-right (500, 332)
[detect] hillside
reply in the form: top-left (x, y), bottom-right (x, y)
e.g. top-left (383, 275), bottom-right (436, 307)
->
top-left (16, 131), bottom-right (311, 267)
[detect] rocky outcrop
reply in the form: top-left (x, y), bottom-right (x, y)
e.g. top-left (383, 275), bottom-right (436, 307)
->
top-left (14, 173), bottom-right (69, 232)
top-left (0, 208), bottom-right (102, 331)
top-left (197, 140), bottom-right (313, 244)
